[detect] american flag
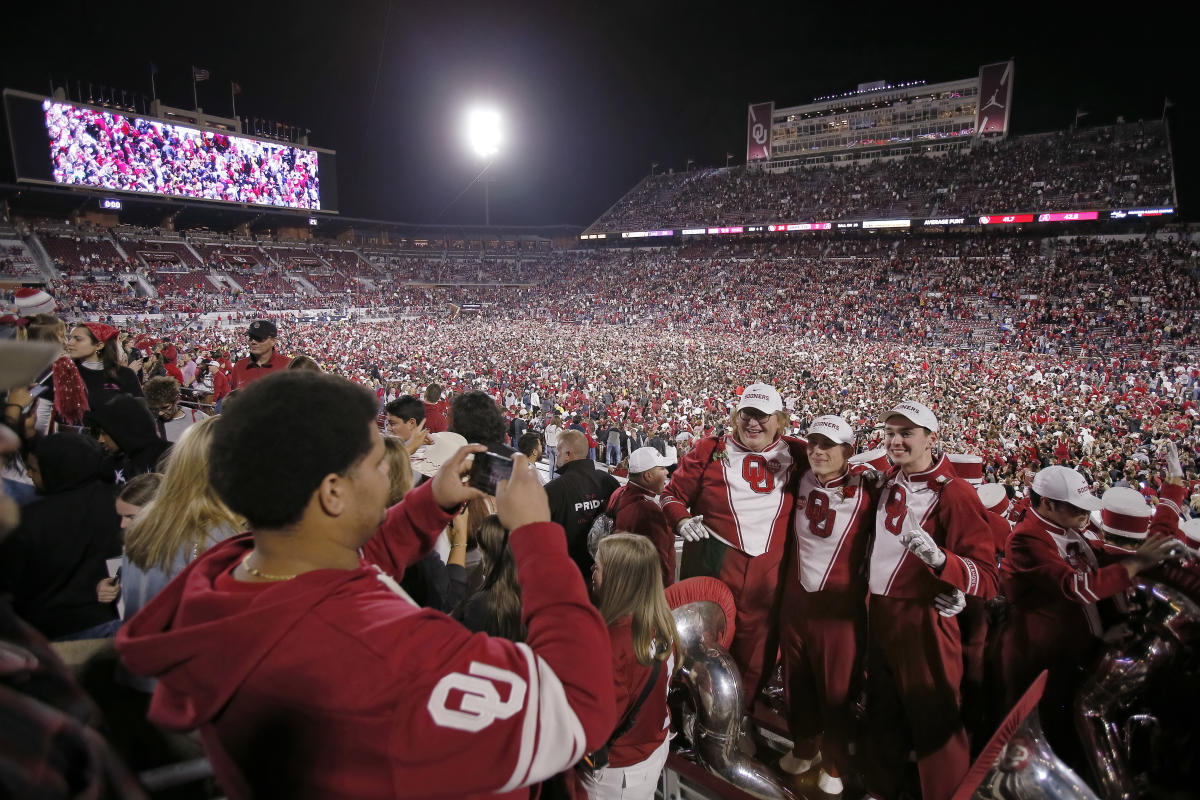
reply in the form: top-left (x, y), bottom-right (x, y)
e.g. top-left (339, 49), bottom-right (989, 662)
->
top-left (193, 67), bottom-right (210, 81)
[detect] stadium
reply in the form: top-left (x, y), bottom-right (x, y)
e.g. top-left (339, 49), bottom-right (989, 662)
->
top-left (1, 6), bottom-right (1198, 800)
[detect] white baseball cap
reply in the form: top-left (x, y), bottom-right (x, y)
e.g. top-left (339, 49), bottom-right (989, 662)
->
top-left (737, 383), bottom-right (783, 415)
top-left (628, 446), bottom-right (670, 474)
top-left (1031, 466), bottom-right (1103, 511)
top-left (807, 415), bottom-right (855, 446)
top-left (884, 400), bottom-right (939, 433)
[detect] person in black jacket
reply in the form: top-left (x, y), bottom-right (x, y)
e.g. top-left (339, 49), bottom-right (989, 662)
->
top-left (0, 433), bottom-right (122, 640)
top-left (85, 394), bottom-right (172, 484)
top-left (545, 429), bottom-right (619, 577)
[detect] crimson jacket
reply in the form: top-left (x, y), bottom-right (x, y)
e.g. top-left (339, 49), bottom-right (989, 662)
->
top-left (605, 617), bottom-right (673, 768)
top-left (608, 482), bottom-right (675, 587)
top-left (210, 369), bottom-right (230, 402)
top-left (998, 506), bottom-right (1131, 697)
top-left (115, 480), bottom-right (616, 800)
top-left (230, 350), bottom-right (289, 389)
top-left (868, 455), bottom-right (998, 601)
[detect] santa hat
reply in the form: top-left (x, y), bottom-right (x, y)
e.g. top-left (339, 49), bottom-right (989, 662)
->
top-left (13, 287), bottom-right (56, 316)
top-left (1088, 487), bottom-right (1152, 541)
top-left (948, 454), bottom-right (984, 485)
top-left (977, 483), bottom-right (1010, 516)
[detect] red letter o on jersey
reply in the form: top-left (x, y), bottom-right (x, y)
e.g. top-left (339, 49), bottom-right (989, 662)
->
top-left (883, 485), bottom-right (907, 535)
top-left (804, 490), bottom-right (836, 538)
top-left (742, 455), bottom-right (775, 494)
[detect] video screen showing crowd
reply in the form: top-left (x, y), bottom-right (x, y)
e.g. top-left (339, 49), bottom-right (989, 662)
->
top-left (2, 286), bottom-right (1198, 800)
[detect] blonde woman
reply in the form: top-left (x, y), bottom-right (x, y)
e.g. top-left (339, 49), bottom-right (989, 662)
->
top-left (584, 533), bottom-right (678, 800)
top-left (121, 416), bottom-right (244, 627)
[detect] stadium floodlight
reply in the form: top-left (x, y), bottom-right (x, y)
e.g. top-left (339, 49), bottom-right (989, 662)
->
top-left (466, 108), bottom-right (502, 159)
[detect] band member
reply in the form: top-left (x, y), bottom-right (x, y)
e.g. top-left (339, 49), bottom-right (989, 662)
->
top-left (661, 383), bottom-right (808, 704)
top-left (779, 416), bottom-right (879, 796)
top-left (863, 401), bottom-right (997, 800)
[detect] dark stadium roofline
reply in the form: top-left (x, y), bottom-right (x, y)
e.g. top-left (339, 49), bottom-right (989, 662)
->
top-left (0, 182), bottom-right (581, 240)
top-left (314, 213), bottom-right (582, 239)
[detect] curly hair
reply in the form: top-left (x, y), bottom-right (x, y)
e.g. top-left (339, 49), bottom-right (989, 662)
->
top-left (142, 376), bottom-right (181, 408)
top-left (209, 371), bottom-right (379, 529)
top-left (449, 390), bottom-right (506, 447)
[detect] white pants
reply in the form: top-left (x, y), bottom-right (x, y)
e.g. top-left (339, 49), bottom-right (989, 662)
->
top-left (581, 736), bottom-right (670, 800)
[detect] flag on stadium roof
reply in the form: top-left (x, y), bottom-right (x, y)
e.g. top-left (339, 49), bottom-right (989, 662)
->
top-left (193, 67), bottom-right (210, 81)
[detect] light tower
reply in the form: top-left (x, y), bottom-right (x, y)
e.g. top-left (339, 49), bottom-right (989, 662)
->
top-left (466, 107), bottom-right (502, 225)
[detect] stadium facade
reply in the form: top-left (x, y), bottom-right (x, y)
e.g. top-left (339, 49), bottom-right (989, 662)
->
top-left (747, 61), bottom-right (1013, 170)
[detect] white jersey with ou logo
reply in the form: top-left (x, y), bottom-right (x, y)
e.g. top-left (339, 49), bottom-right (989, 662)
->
top-left (870, 466), bottom-right (939, 597)
top-left (717, 437), bottom-right (799, 556)
top-left (662, 435), bottom-right (806, 557)
top-left (792, 469), bottom-right (872, 592)
top-left (868, 454), bottom-right (995, 600)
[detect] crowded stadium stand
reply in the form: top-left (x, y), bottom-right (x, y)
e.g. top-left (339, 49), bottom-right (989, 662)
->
top-left (586, 121), bottom-right (1175, 234)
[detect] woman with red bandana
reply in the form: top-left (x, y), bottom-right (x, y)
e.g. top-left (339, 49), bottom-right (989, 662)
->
top-left (64, 323), bottom-right (141, 411)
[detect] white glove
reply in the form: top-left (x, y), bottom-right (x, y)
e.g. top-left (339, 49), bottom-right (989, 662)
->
top-left (1163, 441), bottom-right (1183, 479)
top-left (678, 515), bottom-right (715, 542)
top-left (934, 588), bottom-right (967, 617)
top-left (898, 510), bottom-right (946, 570)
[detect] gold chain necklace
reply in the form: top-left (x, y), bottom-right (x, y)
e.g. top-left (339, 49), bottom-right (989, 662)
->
top-left (240, 552), bottom-right (297, 581)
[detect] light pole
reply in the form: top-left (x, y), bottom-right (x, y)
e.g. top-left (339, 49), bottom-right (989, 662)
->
top-left (467, 108), bottom-right (501, 226)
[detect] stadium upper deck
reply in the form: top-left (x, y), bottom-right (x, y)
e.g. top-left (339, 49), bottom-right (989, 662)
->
top-left (584, 120), bottom-right (1176, 237)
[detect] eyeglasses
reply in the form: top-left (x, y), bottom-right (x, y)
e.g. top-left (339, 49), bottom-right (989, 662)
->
top-left (247, 335), bottom-right (271, 343)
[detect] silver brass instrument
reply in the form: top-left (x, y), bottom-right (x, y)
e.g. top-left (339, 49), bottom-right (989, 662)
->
top-left (968, 698), bottom-right (1099, 800)
top-left (1074, 578), bottom-right (1200, 800)
top-left (671, 599), bottom-right (797, 800)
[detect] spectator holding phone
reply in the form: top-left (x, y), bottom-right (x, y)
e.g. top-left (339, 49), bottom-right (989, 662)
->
top-left (116, 371), bottom-right (616, 800)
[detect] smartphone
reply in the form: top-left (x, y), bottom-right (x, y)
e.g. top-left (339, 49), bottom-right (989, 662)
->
top-left (468, 450), bottom-right (515, 495)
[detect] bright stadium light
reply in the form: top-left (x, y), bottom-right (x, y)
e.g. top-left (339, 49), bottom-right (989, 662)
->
top-left (466, 108), bottom-right (502, 159)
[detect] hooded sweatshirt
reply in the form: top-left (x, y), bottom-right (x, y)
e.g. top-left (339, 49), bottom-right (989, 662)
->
top-left (86, 394), bottom-right (173, 481)
top-left (0, 433), bottom-right (121, 638)
top-left (116, 480), bottom-right (616, 800)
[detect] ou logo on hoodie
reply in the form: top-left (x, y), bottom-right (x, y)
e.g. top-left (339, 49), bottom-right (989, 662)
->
top-left (428, 662), bottom-right (527, 732)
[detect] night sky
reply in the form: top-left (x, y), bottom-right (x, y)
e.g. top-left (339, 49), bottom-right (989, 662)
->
top-left (2, 2), bottom-right (1195, 225)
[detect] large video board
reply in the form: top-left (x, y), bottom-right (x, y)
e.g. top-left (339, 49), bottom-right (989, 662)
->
top-left (4, 90), bottom-right (338, 212)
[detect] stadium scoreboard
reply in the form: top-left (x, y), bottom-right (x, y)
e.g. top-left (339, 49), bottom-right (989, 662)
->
top-left (3, 89), bottom-right (338, 213)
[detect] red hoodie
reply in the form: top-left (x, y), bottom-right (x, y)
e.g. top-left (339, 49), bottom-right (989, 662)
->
top-left (115, 481), bottom-right (616, 800)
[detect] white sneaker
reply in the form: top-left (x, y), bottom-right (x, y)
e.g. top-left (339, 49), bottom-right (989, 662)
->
top-left (778, 751), bottom-right (818, 775)
top-left (816, 770), bottom-right (843, 795)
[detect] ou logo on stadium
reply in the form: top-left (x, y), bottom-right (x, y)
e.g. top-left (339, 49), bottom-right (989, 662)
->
top-left (428, 662), bottom-right (527, 732)
top-left (751, 123), bottom-right (768, 145)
